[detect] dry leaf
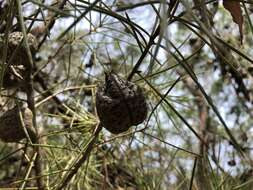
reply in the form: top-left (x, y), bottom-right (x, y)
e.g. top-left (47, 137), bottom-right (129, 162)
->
top-left (223, 0), bottom-right (243, 44)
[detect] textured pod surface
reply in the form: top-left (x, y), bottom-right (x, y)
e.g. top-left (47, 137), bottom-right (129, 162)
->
top-left (0, 32), bottom-right (38, 66)
top-left (0, 106), bottom-right (35, 142)
top-left (1, 65), bottom-right (26, 89)
top-left (96, 72), bottom-right (147, 134)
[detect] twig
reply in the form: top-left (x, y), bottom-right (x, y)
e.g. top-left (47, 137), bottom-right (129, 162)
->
top-left (15, 1), bottom-right (44, 189)
top-left (189, 157), bottom-right (197, 190)
top-left (35, 85), bottom-right (95, 108)
top-left (127, 25), bottom-right (160, 81)
top-left (0, 0), bottom-right (15, 93)
top-left (56, 124), bottom-right (102, 190)
top-left (37, 0), bottom-right (68, 49)
top-left (20, 152), bottom-right (37, 190)
top-left (57, 0), bottom-right (101, 40)
top-left (180, 0), bottom-right (245, 157)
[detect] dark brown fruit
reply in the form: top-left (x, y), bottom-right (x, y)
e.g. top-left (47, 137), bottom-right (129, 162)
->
top-left (0, 32), bottom-right (38, 66)
top-left (0, 106), bottom-right (36, 142)
top-left (1, 65), bottom-right (26, 89)
top-left (96, 72), bottom-right (147, 134)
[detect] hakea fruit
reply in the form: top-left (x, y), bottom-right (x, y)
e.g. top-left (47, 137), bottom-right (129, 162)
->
top-left (0, 32), bottom-right (38, 66)
top-left (0, 105), bottom-right (36, 142)
top-left (96, 72), bottom-right (147, 134)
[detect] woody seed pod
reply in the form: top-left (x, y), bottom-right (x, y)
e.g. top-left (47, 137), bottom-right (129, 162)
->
top-left (96, 72), bottom-right (147, 134)
top-left (0, 32), bottom-right (38, 66)
top-left (1, 65), bottom-right (26, 89)
top-left (0, 106), bottom-right (36, 142)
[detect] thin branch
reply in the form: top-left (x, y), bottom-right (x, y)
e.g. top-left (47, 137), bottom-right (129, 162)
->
top-left (56, 124), bottom-right (102, 190)
top-left (15, 1), bottom-right (44, 189)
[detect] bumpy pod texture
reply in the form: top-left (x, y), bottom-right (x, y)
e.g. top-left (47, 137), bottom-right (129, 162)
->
top-left (0, 106), bottom-right (36, 142)
top-left (0, 32), bottom-right (38, 89)
top-left (0, 32), bottom-right (38, 66)
top-left (1, 65), bottom-right (26, 89)
top-left (96, 72), bottom-right (147, 134)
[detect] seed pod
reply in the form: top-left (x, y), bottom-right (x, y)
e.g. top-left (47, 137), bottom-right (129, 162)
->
top-left (0, 32), bottom-right (38, 66)
top-left (0, 97), bottom-right (8, 113)
top-left (96, 72), bottom-right (147, 134)
top-left (1, 65), bottom-right (26, 90)
top-left (0, 106), bottom-right (36, 143)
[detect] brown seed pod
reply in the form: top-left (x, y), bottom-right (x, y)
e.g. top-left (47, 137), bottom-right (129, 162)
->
top-left (0, 32), bottom-right (38, 66)
top-left (0, 106), bottom-right (36, 143)
top-left (96, 72), bottom-right (147, 134)
top-left (1, 65), bottom-right (26, 90)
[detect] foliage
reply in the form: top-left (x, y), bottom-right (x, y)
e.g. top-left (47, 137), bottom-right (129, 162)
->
top-left (0, 0), bottom-right (253, 189)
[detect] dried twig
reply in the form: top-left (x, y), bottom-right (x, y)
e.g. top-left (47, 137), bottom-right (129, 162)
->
top-left (15, 1), bottom-right (44, 189)
top-left (56, 124), bottom-right (102, 190)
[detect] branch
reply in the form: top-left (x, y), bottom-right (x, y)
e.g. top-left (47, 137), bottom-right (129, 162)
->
top-left (15, 1), bottom-right (44, 189)
top-left (56, 124), bottom-right (103, 190)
